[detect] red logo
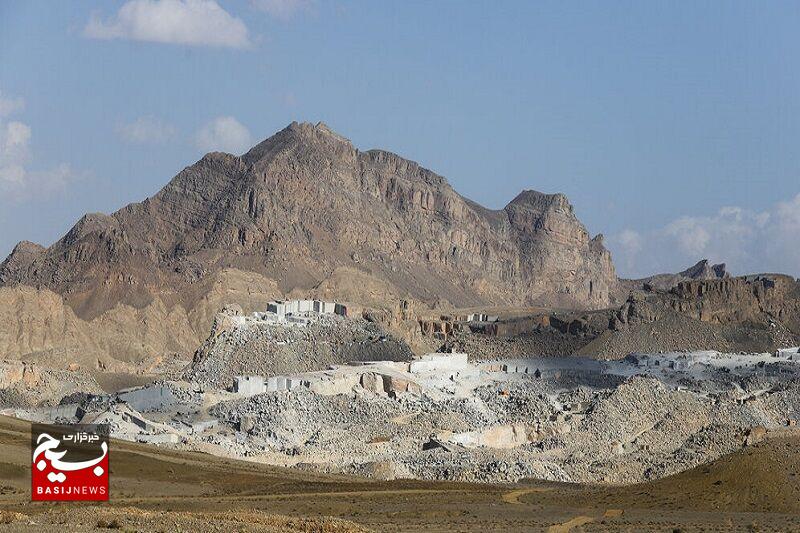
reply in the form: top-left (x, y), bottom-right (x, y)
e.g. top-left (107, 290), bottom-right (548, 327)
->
top-left (31, 424), bottom-right (109, 501)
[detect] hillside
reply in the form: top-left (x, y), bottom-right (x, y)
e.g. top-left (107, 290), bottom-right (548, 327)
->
top-left (442, 272), bottom-right (800, 359)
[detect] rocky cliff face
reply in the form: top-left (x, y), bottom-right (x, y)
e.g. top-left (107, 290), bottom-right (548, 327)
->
top-left (669, 274), bottom-right (800, 331)
top-left (1, 122), bottom-right (616, 322)
top-left (620, 259), bottom-right (730, 294)
top-left (614, 274), bottom-right (800, 332)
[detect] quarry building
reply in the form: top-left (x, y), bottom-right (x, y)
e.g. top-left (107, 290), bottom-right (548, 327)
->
top-left (228, 299), bottom-right (349, 329)
top-left (266, 299), bottom-right (348, 319)
top-left (233, 352), bottom-right (476, 397)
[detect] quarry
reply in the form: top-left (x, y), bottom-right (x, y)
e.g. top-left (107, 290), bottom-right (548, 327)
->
top-left (4, 300), bottom-right (800, 486)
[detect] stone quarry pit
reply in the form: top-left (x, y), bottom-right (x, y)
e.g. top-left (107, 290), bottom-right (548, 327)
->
top-left (6, 301), bottom-right (800, 486)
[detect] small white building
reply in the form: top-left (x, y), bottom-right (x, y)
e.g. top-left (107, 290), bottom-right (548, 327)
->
top-left (673, 357), bottom-right (691, 371)
top-left (233, 375), bottom-right (265, 395)
top-left (777, 347), bottom-right (800, 359)
top-left (266, 299), bottom-right (347, 319)
top-left (466, 313), bottom-right (499, 323)
top-left (408, 353), bottom-right (478, 380)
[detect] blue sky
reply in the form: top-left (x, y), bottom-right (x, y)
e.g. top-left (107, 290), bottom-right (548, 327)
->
top-left (1, 0), bottom-right (799, 278)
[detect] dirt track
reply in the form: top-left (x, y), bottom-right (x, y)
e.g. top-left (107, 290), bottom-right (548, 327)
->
top-left (2, 415), bottom-right (800, 531)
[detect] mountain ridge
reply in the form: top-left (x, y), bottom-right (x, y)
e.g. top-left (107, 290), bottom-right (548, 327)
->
top-left (1, 121), bottom-right (617, 314)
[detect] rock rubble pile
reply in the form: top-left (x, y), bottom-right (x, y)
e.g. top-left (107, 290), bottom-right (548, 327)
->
top-left (188, 313), bottom-right (413, 389)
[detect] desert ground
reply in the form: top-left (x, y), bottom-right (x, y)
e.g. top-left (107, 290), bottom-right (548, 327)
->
top-left (3, 415), bottom-right (800, 532)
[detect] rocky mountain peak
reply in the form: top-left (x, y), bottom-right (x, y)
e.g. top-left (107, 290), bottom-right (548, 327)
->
top-left (503, 189), bottom-right (592, 248)
top-left (243, 121), bottom-right (354, 166)
top-left (0, 241), bottom-right (45, 284)
top-left (680, 259), bottom-right (729, 280)
top-left (61, 213), bottom-right (120, 246)
top-left (505, 190), bottom-right (571, 211)
top-left (8, 240), bottom-right (45, 256)
top-left (632, 258), bottom-right (731, 293)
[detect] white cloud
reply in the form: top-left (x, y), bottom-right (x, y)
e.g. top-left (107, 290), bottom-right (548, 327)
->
top-left (609, 229), bottom-right (643, 274)
top-left (608, 196), bottom-right (800, 278)
top-left (84, 0), bottom-right (251, 49)
top-left (775, 195), bottom-right (800, 233)
top-left (0, 120), bottom-right (31, 185)
top-left (0, 91), bottom-right (25, 117)
top-left (616, 229), bottom-right (642, 255)
top-left (767, 194), bottom-right (800, 273)
top-left (663, 216), bottom-right (712, 258)
top-left (0, 90), bottom-right (79, 197)
top-left (117, 116), bottom-right (177, 144)
top-left (194, 116), bottom-right (253, 154)
top-left (28, 164), bottom-right (80, 193)
top-left (251, 0), bottom-right (312, 20)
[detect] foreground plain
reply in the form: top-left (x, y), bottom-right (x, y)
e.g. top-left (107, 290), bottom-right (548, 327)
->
top-left (2, 416), bottom-right (800, 531)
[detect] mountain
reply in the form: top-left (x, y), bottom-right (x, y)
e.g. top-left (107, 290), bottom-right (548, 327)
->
top-left (627, 259), bottom-right (730, 292)
top-left (0, 122), bottom-right (617, 367)
top-left (678, 259), bottom-right (729, 280)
